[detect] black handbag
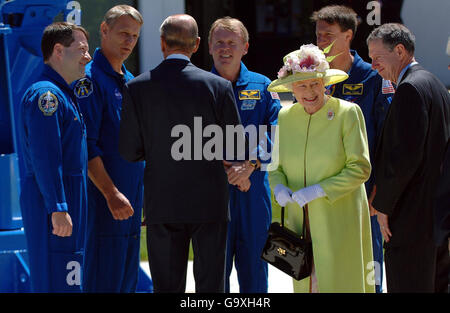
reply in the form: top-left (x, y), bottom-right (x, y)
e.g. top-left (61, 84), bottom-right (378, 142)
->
top-left (261, 204), bottom-right (313, 281)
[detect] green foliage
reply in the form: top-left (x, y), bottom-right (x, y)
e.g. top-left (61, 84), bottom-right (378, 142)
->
top-left (140, 227), bottom-right (148, 261)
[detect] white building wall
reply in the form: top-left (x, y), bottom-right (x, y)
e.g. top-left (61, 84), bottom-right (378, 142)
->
top-left (137, 0), bottom-right (185, 73)
top-left (401, 0), bottom-right (450, 86)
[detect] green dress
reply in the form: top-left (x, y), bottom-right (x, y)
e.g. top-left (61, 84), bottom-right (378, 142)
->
top-left (269, 96), bottom-right (375, 293)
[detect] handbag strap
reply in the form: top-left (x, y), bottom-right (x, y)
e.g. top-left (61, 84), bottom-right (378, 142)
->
top-left (281, 205), bottom-right (309, 240)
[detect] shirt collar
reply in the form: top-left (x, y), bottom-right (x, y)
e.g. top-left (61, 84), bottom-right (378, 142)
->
top-left (211, 61), bottom-right (249, 86)
top-left (93, 48), bottom-right (130, 80)
top-left (42, 64), bottom-right (73, 95)
top-left (166, 54), bottom-right (190, 62)
top-left (347, 50), bottom-right (361, 76)
top-left (397, 61), bottom-right (418, 84)
top-left (235, 62), bottom-right (249, 86)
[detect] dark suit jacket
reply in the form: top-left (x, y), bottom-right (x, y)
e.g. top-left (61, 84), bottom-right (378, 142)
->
top-left (373, 64), bottom-right (450, 247)
top-left (118, 58), bottom-right (241, 224)
top-left (433, 139), bottom-right (450, 246)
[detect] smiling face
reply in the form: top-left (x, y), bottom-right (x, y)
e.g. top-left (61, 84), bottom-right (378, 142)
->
top-left (292, 78), bottom-right (326, 114)
top-left (315, 20), bottom-right (352, 62)
top-left (61, 29), bottom-right (91, 83)
top-left (101, 14), bottom-right (141, 64)
top-left (208, 26), bottom-right (248, 81)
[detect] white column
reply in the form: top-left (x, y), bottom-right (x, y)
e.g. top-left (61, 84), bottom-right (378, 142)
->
top-left (137, 0), bottom-right (185, 73)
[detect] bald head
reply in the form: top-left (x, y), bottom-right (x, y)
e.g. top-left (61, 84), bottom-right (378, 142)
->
top-left (160, 14), bottom-right (199, 54)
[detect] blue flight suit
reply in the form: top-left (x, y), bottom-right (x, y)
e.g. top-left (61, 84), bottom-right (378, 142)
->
top-left (18, 64), bottom-right (88, 292)
top-left (212, 62), bottom-right (281, 293)
top-left (76, 48), bottom-right (144, 292)
top-left (326, 50), bottom-right (393, 293)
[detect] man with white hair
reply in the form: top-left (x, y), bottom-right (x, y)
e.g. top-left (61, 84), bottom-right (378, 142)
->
top-left (119, 14), bottom-right (241, 293)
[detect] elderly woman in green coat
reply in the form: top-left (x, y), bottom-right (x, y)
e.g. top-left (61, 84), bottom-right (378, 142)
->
top-left (268, 44), bottom-right (375, 293)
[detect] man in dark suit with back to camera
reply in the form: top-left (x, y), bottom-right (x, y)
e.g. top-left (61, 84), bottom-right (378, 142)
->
top-left (433, 139), bottom-right (450, 292)
top-left (118, 14), bottom-right (242, 293)
top-left (367, 23), bottom-right (450, 292)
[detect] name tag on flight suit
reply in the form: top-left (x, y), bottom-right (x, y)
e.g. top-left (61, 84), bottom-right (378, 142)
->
top-left (239, 90), bottom-right (261, 100)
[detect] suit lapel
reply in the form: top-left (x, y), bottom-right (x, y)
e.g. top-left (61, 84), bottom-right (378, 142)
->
top-left (374, 64), bottom-right (421, 160)
top-left (398, 63), bottom-right (422, 85)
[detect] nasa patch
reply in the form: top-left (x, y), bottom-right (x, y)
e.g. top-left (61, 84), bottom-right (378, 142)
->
top-left (74, 78), bottom-right (93, 99)
top-left (241, 99), bottom-right (257, 110)
top-left (114, 88), bottom-right (122, 100)
top-left (38, 91), bottom-right (58, 116)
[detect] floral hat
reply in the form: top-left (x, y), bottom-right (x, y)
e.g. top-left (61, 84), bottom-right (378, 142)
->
top-left (268, 43), bottom-right (348, 93)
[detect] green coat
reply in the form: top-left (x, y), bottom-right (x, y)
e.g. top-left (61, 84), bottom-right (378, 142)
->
top-left (269, 96), bottom-right (375, 293)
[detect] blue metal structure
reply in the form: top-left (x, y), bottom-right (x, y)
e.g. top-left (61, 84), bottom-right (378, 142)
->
top-left (0, 0), bottom-right (152, 292)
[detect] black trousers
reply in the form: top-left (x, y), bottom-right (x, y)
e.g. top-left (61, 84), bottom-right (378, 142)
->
top-left (146, 221), bottom-right (228, 293)
top-left (385, 241), bottom-right (450, 293)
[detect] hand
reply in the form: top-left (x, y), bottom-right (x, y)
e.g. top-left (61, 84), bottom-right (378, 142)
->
top-left (375, 210), bottom-right (392, 242)
top-left (291, 184), bottom-right (326, 208)
top-left (292, 189), bottom-right (308, 208)
top-left (237, 178), bottom-right (251, 192)
top-left (223, 161), bottom-right (251, 191)
top-left (87, 157), bottom-right (134, 221)
top-left (105, 190), bottom-right (134, 220)
top-left (273, 184), bottom-right (294, 207)
top-left (368, 185), bottom-right (377, 216)
top-left (223, 160), bottom-right (233, 171)
top-left (226, 161), bottom-right (254, 186)
top-left (51, 212), bottom-right (73, 237)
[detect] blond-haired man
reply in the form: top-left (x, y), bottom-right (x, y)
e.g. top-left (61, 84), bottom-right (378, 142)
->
top-left (209, 17), bottom-right (281, 293)
top-left (75, 5), bottom-right (144, 292)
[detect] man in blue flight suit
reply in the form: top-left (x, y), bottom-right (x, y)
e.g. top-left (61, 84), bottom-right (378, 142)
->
top-left (208, 17), bottom-right (281, 293)
top-left (312, 5), bottom-right (394, 292)
top-left (74, 5), bottom-right (144, 293)
top-left (18, 22), bottom-right (91, 292)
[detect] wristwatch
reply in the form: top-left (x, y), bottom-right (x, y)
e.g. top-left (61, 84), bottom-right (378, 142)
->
top-left (249, 159), bottom-right (259, 169)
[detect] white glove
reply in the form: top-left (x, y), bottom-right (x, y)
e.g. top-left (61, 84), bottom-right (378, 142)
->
top-left (292, 184), bottom-right (326, 208)
top-left (273, 184), bottom-right (294, 207)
